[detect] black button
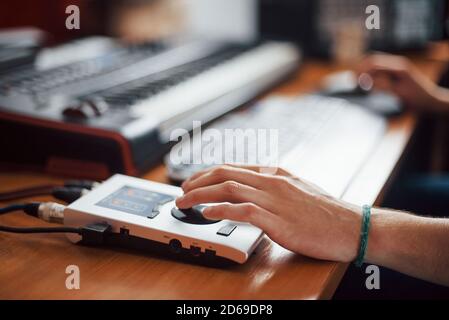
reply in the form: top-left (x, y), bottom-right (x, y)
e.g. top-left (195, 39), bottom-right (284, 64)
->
top-left (217, 224), bottom-right (237, 236)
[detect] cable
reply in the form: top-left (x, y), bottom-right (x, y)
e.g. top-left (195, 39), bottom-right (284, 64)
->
top-left (0, 225), bottom-right (81, 234)
top-left (0, 186), bottom-right (89, 203)
top-left (0, 203), bottom-right (72, 234)
top-left (0, 203), bottom-right (111, 244)
top-left (0, 185), bottom-right (56, 201)
top-left (0, 203), bottom-right (29, 215)
top-left (0, 180), bottom-right (99, 202)
top-left (0, 202), bottom-right (66, 224)
top-left (0, 223), bottom-right (111, 246)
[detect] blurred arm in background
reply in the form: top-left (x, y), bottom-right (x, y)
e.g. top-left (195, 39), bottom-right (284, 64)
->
top-left (109, 0), bottom-right (184, 43)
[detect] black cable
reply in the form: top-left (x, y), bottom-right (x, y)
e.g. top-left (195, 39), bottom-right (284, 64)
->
top-left (0, 202), bottom-right (79, 234)
top-left (0, 201), bottom-right (91, 236)
top-left (0, 203), bottom-right (30, 215)
top-left (0, 223), bottom-right (111, 244)
top-left (0, 180), bottom-right (98, 202)
top-left (0, 186), bottom-right (56, 201)
top-left (0, 202), bottom-right (67, 232)
top-left (0, 202), bottom-right (110, 242)
top-left (0, 225), bottom-right (82, 234)
top-left (0, 202), bottom-right (62, 222)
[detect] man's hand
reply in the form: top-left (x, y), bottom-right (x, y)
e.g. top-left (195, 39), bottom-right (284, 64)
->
top-left (176, 165), bottom-right (362, 262)
top-left (358, 54), bottom-right (445, 112)
top-left (176, 165), bottom-right (449, 286)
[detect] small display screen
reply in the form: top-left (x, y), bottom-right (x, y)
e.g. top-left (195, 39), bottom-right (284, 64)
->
top-left (96, 186), bottom-right (174, 218)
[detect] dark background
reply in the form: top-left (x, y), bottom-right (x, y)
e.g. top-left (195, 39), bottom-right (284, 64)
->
top-left (0, 0), bottom-right (110, 44)
top-left (1, 0), bottom-right (448, 53)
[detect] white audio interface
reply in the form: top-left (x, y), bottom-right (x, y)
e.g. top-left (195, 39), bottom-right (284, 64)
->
top-left (64, 174), bottom-right (264, 265)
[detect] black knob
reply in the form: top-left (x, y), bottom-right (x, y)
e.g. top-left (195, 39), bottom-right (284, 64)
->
top-left (62, 97), bottom-right (108, 119)
top-left (171, 206), bottom-right (220, 225)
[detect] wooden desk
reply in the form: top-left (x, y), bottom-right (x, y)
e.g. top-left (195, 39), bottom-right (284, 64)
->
top-left (0, 47), bottom-right (447, 300)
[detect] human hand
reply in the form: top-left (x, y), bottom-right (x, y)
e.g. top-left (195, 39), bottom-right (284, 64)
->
top-left (176, 165), bottom-right (362, 262)
top-left (358, 54), bottom-right (441, 112)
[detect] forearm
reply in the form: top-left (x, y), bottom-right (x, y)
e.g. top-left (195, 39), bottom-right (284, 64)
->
top-left (365, 208), bottom-right (449, 286)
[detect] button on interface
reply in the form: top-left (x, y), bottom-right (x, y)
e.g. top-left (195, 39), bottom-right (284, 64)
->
top-left (96, 186), bottom-right (174, 219)
top-left (171, 205), bottom-right (221, 225)
top-left (217, 224), bottom-right (237, 236)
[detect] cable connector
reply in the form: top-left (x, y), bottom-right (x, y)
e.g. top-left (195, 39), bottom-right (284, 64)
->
top-left (38, 202), bottom-right (66, 224)
top-left (64, 180), bottom-right (100, 190)
top-left (0, 203), bottom-right (112, 238)
top-left (23, 202), bottom-right (66, 224)
top-left (52, 187), bottom-right (90, 203)
top-left (80, 223), bottom-right (112, 246)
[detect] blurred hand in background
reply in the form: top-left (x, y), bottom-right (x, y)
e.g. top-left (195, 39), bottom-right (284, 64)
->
top-left (358, 54), bottom-right (449, 113)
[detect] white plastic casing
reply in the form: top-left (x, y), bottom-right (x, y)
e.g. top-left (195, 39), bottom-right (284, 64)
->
top-left (64, 174), bottom-right (264, 264)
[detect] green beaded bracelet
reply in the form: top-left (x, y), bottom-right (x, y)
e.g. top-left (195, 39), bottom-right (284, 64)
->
top-left (354, 205), bottom-right (372, 267)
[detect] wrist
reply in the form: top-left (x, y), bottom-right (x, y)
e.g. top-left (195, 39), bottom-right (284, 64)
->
top-left (327, 199), bottom-right (363, 262)
top-left (364, 208), bottom-right (393, 266)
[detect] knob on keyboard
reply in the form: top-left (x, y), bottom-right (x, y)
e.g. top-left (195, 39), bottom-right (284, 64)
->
top-left (62, 97), bottom-right (109, 119)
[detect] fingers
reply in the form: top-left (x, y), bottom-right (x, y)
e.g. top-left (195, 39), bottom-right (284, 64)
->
top-left (202, 203), bottom-right (282, 236)
top-left (176, 181), bottom-right (268, 209)
top-left (186, 166), bottom-right (214, 182)
top-left (370, 73), bottom-right (399, 93)
top-left (225, 164), bottom-right (293, 177)
top-left (358, 54), bottom-right (410, 75)
top-left (183, 165), bottom-right (292, 190)
top-left (358, 54), bottom-right (410, 89)
top-left (181, 165), bottom-right (327, 207)
top-left (182, 165), bottom-right (280, 193)
top-left (357, 54), bottom-right (412, 96)
top-left (362, 65), bottom-right (404, 89)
